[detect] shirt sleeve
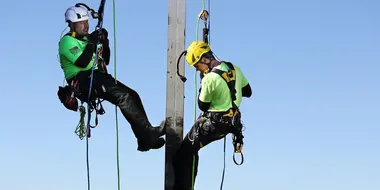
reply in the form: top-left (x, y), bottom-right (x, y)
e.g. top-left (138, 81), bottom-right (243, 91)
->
top-left (59, 36), bottom-right (84, 64)
top-left (198, 75), bottom-right (213, 103)
top-left (237, 66), bottom-right (249, 87)
top-left (241, 73), bottom-right (249, 87)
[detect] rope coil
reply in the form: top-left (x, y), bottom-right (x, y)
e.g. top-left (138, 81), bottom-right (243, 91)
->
top-left (75, 105), bottom-right (87, 139)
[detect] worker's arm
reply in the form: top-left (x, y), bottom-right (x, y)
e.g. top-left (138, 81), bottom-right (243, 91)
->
top-left (198, 77), bottom-right (212, 112)
top-left (240, 68), bottom-right (252, 98)
top-left (98, 28), bottom-right (110, 65)
top-left (59, 35), bottom-right (97, 68)
top-left (74, 41), bottom-right (97, 68)
top-left (242, 83), bottom-right (252, 97)
top-left (102, 38), bottom-right (110, 65)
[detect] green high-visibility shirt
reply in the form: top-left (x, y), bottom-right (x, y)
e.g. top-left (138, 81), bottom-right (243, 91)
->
top-left (58, 34), bottom-right (99, 80)
top-left (199, 62), bottom-right (249, 112)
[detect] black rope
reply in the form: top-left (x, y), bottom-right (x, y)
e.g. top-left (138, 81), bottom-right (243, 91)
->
top-left (208, 0), bottom-right (211, 44)
top-left (220, 136), bottom-right (226, 190)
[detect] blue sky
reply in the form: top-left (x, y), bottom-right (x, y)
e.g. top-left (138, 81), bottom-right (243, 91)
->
top-left (1, 0), bottom-right (379, 189)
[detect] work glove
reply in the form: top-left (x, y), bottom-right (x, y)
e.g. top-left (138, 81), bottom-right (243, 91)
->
top-left (97, 28), bottom-right (108, 42)
top-left (102, 29), bottom-right (110, 48)
top-left (87, 28), bottom-right (108, 43)
top-left (88, 30), bottom-right (100, 43)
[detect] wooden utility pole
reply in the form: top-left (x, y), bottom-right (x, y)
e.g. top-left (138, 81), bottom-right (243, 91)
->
top-left (165, 0), bottom-right (186, 189)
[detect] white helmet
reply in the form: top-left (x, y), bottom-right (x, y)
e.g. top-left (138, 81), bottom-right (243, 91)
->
top-left (65, 6), bottom-right (89, 23)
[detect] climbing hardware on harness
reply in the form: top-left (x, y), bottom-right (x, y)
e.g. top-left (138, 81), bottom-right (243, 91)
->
top-left (210, 61), bottom-right (245, 166)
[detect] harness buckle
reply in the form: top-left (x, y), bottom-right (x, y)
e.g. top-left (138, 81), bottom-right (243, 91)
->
top-left (232, 132), bottom-right (244, 152)
top-left (232, 129), bottom-right (244, 165)
top-left (222, 109), bottom-right (234, 117)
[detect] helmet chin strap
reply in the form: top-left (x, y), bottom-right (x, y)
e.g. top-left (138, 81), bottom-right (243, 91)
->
top-left (70, 25), bottom-right (87, 39)
top-left (200, 52), bottom-right (217, 77)
top-left (70, 24), bottom-right (78, 37)
top-left (70, 23), bottom-right (80, 38)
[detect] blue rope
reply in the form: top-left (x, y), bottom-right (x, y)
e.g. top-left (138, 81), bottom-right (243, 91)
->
top-left (84, 31), bottom-right (102, 190)
top-left (85, 17), bottom-right (105, 190)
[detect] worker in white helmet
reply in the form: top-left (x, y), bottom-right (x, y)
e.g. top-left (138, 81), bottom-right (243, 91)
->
top-left (57, 5), bottom-right (166, 152)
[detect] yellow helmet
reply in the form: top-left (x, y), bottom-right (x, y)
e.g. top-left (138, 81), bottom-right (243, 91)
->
top-left (185, 41), bottom-right (211, 66)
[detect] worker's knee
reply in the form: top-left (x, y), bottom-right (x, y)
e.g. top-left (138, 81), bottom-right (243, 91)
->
top-left (197, 116), bottom-right (229, 147)
top-left (181, 116), bottom-right (225, 151)
top-left (198, 118), bottom-right (216, 137)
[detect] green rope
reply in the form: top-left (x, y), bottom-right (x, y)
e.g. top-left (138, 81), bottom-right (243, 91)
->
top-left (192, 1), bottom-right (209, 189)
top-left (112, 0), bottom-right (121, 190)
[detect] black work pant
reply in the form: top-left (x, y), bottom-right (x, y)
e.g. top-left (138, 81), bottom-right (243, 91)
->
top-left (72, 70), bottom-right (154, 140)
top-left (172, 115), bottom-right (232, 190)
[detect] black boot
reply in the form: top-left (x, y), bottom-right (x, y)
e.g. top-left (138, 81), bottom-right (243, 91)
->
top-left (137, 137), bottom-right (166, 151)
top-left (137, 120), bottom-right (167, 152)
top-left (149, 120), bottom-right (166, 138)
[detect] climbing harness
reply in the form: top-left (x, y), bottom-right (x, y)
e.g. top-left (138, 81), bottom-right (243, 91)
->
top-left (207, 61), bottom-right (245, 190)
top-left (210, 62), bottom-right (245, 166)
